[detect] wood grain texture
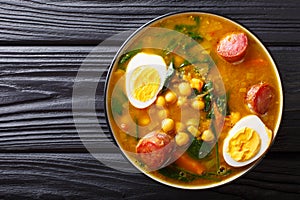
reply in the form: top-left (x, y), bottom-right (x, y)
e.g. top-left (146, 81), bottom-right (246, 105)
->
top-left (0, 0), bottom-right (299, 45)
top-left (0, 46), bottom-right (299, 153)
top-left (0, 0), bottom-right (299, 199)
top-left (0, 153), bottom-right (299, 199)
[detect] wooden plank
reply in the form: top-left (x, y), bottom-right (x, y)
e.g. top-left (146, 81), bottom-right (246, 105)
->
top-left (0, 45), bottom-right (299, 153)
top-left (0, 0), bottom-right (299, 45)
top-left (0, 152), bottom-right (299, 199)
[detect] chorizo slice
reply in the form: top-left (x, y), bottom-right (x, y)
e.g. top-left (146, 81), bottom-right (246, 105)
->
top-left (217, 32), bottom-right (248, 63)
top-left (246, 83), bottom-right (274, 115)
top-left (136, 131), bottom-right (174, 170)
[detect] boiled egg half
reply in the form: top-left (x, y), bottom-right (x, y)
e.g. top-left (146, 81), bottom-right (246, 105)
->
top-left (223, 115), bottom-right (272, 167)
top-left (125, 52), bottom-right (167, 109)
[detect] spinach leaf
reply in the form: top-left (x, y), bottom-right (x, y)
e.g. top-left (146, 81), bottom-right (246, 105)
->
top-left (217, 93), bottom-right (230, 116)
top-left (203, 81), bottom-right (213, 91)
top-left (174, 24), bottom-right (195, 33)
top-left (135, 117), bottom-right (139, 140)
top-left (111, 98), bottom-right (123, 116)
top-left (203, 81), bottom-right (214, 114)
top-left (178, 60), bottom-right (191, 69)
top-left (159, 165), bottom-right (222, 182)
top-left (111, 89), bottom-right (128, 116)
top-left (158, 165), bottom-right (196, 182)
top-left (166, 38), bottom-right (179, 53)
top-left (187, 138), bottom-right (212, 160)
top-left (207, 93), bottom-right (230, 119)
top-left (188, 31), bottom-right (203, 42)
top-left (194, 16), bottom-right (200, 26)
top-left (187, 138), bottom-right (203, 160)
top-left (217, 167), bottom-right (232, 176)
top-left (173, 16), bottom-right (203, 48)
top-left (204, 93), bottom-right (213, 113)
top-left (118, 49), bottom-right (141, 67)
top-left (202, 81), bottom-right (229, 119)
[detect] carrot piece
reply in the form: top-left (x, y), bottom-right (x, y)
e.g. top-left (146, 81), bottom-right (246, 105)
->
top-left (175, 153), bottom-right (206, 175)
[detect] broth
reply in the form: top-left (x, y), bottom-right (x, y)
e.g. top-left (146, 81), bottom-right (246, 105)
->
top-left (106, 13), bottom-right (282, 188)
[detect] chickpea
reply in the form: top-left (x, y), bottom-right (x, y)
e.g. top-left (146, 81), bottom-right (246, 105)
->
top-left (178, 82), bottom-right (192, 96)
top-left (175, 132), bottom-right (190, 146)
top-left (187, 125), bottom-right (200, 137)
top-left (177, 96), bottom-right (187, 107)
top-left (162, 118), bottom-right (174, 132)
top-left (156, 96), bottom-right (166, 107)
top-left (201, 129), bottom-right (215, 142)
top-left (158, 108), bottom-right (169, 119)
top-left (165, 90), bottom-right (177, 104)
top-left (192, 100), bottom-right (205, 110)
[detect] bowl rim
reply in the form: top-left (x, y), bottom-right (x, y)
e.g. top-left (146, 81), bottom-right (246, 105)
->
top-left (103, 10), bottom-right (284, 190)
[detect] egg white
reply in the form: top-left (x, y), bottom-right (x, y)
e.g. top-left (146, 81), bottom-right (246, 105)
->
top-left (222, 115), bottom-right (271, 167)
top-left (125, 52), bottom-right (167, 109)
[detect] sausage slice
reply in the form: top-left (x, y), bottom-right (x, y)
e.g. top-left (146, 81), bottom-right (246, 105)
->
top-left (246, 83), bottom-right (274, 115)
top-left (136, 131), bottom-right (174, 170)
top-left (217, 32), bottom-right (248, 63)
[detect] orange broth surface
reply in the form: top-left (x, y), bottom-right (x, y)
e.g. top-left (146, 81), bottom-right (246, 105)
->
top-left (106, 13), bottom-right (282, 188)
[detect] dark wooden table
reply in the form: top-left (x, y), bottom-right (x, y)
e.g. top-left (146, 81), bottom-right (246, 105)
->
top-left (0, 0), bottom-right (299, 199)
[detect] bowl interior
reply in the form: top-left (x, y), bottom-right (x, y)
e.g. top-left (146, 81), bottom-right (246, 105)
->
top-left (104, 11), bottom-right (283, 189)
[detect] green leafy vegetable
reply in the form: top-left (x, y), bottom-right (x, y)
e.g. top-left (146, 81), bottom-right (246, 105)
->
top-left (187, 138), bottom-right (203, 160)
top-left (217, 166), bottom-right (232, 176)
top-left (203, 81), bottom-right (213, 114)
top-left (118, 49), bottom-right (141, 69)
top-left (193, 63), bottom-right (209, 77)
top-left (188, 31), bottom-right (203, 42)
top-left (111, 98), bottom-right (123, 115)
top-left (135, 118), bottom-right (139, 140)
top-left (174, 16), bottom-right (203, 41)
top-left (158, 165), bottom-right (197, 182)
top-left (214, 141), bottom-right (220, 171)
top-left (204, 94), bottom-right (213, 113)
top-left (207, 93), bottom-right (229, 119)
top-left (166, 38), bottom-right (179, 53)
top-left (187, 138), bottom-right (212, 160)
top-left (203, 81), bottom-right (213, 91)
top-left (202, 81), bottom-right (229, 119)
top-left (217, 93), bottom-right (230, 116)
top-left (174, 24), bottom-right (195, 33)
top-left (207, 166), bottom-right (232, 177)
top-left (158, 165), bottom-right (223, 182)
top-left (210, 124), bottom-right (220, 171)
top-left (194, 16), bottom-right (200, 26)
top-left (111, 89), bottom-right (127, 116)
top-left (178, 60), bottom-right (191, 68)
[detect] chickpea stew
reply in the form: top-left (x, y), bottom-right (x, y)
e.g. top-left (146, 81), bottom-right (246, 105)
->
top-left (105, 12), bottom-right (283, 189)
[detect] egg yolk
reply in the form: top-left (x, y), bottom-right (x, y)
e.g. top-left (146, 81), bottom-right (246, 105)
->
top-left (227, 127), bottom-right (261, 162)
top-left (131, 66), bottom-right (161, 102)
